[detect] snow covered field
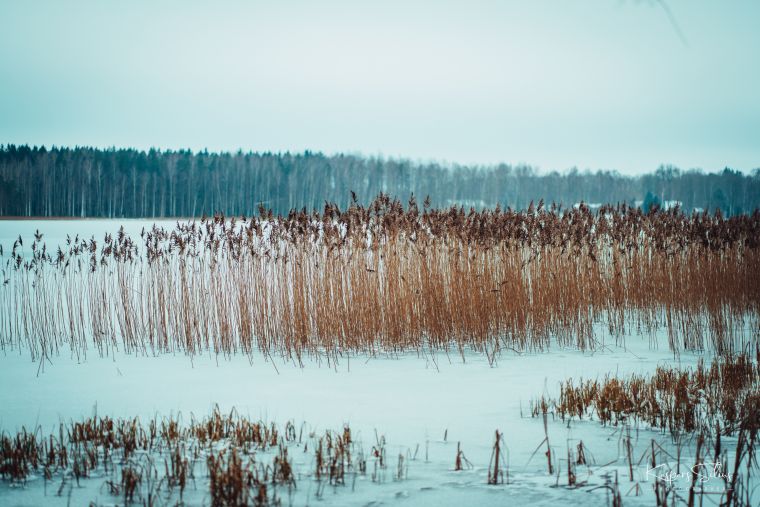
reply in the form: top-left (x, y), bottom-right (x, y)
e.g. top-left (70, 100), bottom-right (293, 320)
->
top-left (0, 220), bottom-right (753, 506)
top-left (1, 339), bottom-right (725, 505)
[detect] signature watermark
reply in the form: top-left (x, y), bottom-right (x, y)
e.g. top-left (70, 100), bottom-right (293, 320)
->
top-left (647, 461), bottom-right (733, 489)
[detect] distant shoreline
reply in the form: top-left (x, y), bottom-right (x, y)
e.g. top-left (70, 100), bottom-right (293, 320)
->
top-left (0, 216), bottom-right (199, 221)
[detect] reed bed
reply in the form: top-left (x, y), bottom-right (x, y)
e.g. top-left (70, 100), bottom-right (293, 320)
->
top-left (532, 354), bottom-right (759, 506)
top-left (0, 407), bottom-right (366, 506)
top-left (531, 351), bottom-right (760, 436)
top-left (1, 195), bottom-right (759, 363)
top-left (2, 404), bottom-right (756, 506)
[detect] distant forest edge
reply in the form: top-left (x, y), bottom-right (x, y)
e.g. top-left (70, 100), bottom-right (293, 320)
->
top-left (1, 145), bottom-right (758, 217)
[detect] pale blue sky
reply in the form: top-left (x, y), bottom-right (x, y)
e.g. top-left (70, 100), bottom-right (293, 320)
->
top-left (1, 0), bottom-right (758, 174)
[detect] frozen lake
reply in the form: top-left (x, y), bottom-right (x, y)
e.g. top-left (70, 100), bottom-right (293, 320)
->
top-left (0, 342), bottom-right (706, 506)
top-left (0, 218), bottom-right (180, 256)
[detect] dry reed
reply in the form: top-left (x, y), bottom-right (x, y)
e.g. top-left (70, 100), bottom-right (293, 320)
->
top-left (2, 196), bottom-right (759, 364)
top-left (532, 352), bottom-right (759, 437)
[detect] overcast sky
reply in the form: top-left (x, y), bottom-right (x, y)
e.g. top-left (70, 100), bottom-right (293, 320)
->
top-left (1, 0), bottom-right (758, 174)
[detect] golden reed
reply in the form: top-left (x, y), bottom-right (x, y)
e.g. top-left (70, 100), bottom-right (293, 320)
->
top-left (1, 195), bottom-right (758, 363)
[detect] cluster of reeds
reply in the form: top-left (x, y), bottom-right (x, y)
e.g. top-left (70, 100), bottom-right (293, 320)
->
top-left (531, 351), bottom-right (759, 437)
top-left (2, 195), bottom-right (759, 363)
top-left (0, 407), bottom-right (495, 505)
top-left (314, 425), bottom-right (353, 485)
top-left (0, 407), bottom-right (341, 505)
top-left (207, 448), bottom-right (265, 506)
top-left (534, 357), bottom-right (759, 506)
top-left (2, 406), bottom-right (755, 505)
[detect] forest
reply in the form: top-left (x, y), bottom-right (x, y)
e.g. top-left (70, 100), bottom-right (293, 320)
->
top-left (0, 144), bottom-right (758, 217)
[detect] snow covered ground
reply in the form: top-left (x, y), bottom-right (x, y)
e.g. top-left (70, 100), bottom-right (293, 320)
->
top-left (1, 338), bottom-right (723, 506)
top-left (0, 220), bottom-right (752, 506)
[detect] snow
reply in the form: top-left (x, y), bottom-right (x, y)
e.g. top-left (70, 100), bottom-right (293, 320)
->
top-left (1, 340), bottom-right (719, 506)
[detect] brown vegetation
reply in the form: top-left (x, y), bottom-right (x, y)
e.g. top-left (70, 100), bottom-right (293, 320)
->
top-left (2, 196), bottom-right (759, 363)
top-left (0, 407), bottom-right (345, 505)
top-left (531, 351), bottom-right (759, 437)
top-left (534, 354), bottom-right (759, 506)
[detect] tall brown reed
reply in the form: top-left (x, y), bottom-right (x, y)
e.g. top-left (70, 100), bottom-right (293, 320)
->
top-left (2, 197), bottom-right (758, 363)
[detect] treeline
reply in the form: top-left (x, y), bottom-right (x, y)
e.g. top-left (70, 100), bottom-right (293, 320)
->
top-left (1, 144), bottom-right (758, 217)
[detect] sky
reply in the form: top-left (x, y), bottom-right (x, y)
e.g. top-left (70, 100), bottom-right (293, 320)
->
top-left (0, 0), bottom-right (758, 174)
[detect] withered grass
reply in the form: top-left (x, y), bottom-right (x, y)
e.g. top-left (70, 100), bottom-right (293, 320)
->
top-left (2, 196), bottom-right (758, 363)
